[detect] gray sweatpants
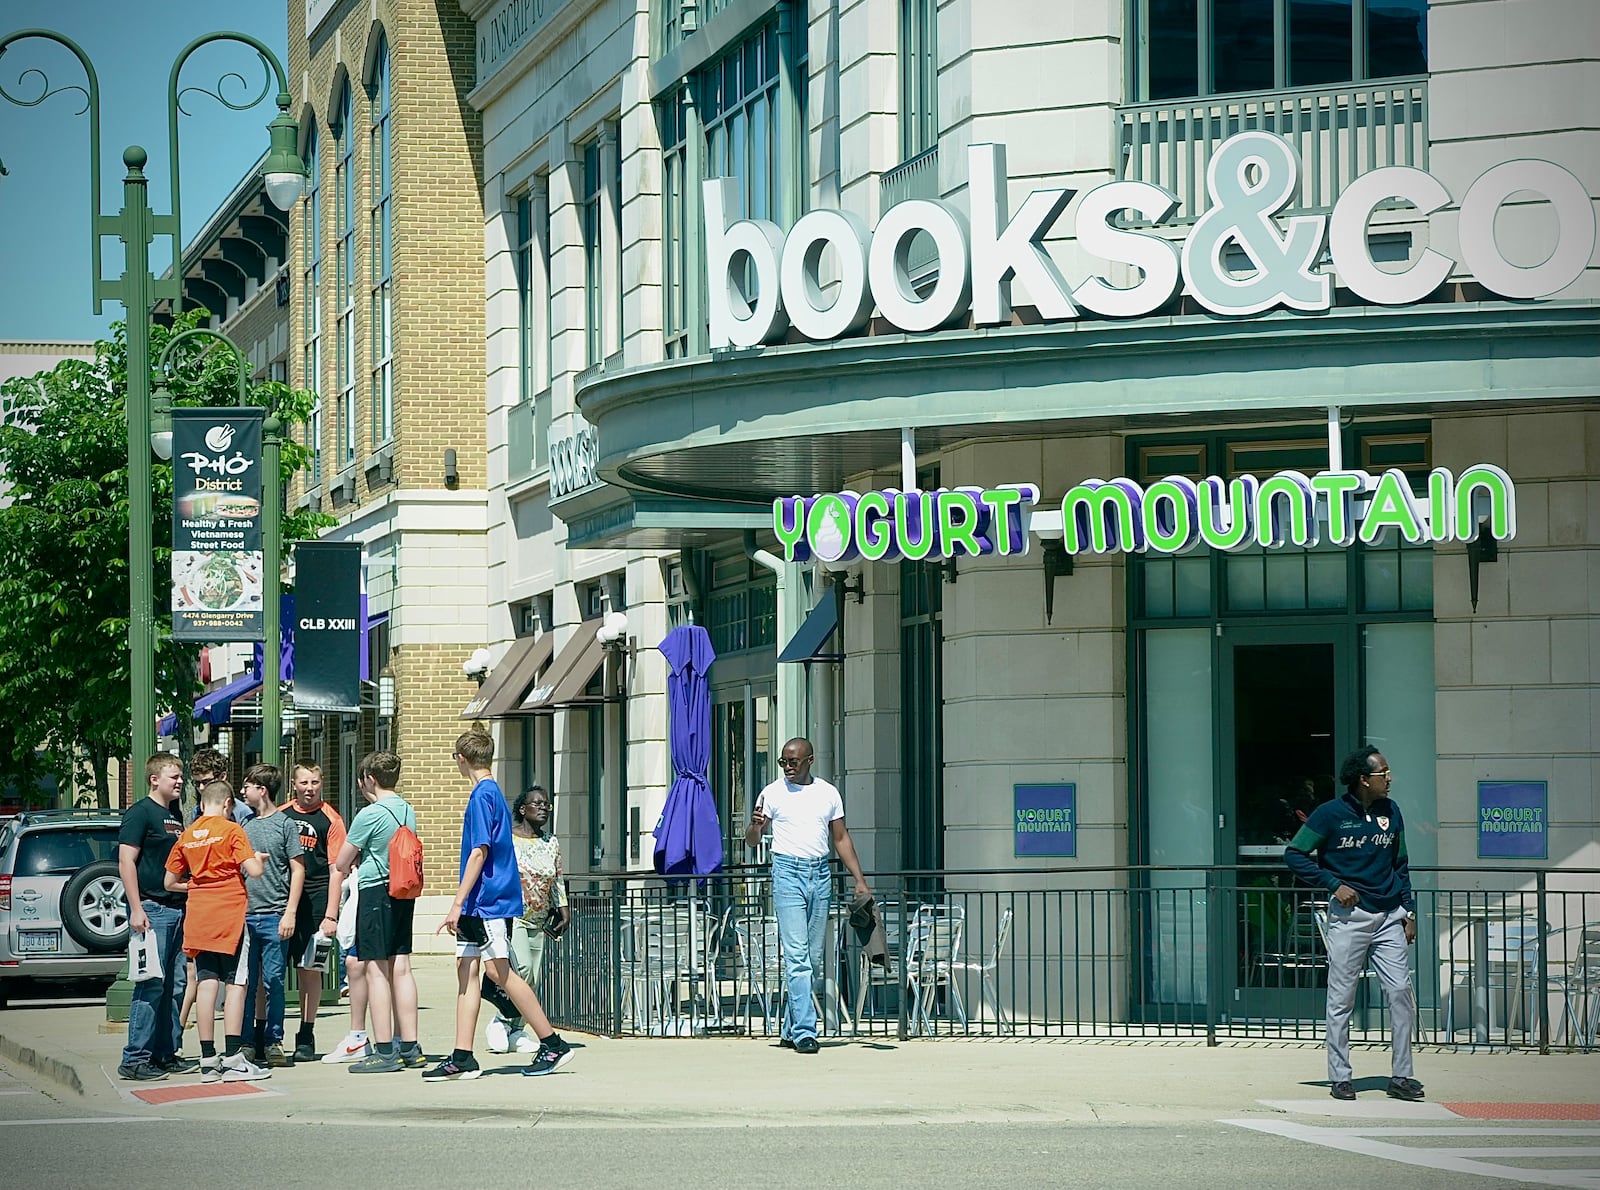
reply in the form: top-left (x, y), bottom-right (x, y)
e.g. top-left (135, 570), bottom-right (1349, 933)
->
top-left (1324, 902), bottom-right (1416, 1084)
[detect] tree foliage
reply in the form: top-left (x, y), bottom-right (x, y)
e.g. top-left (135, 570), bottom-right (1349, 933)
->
top-left (0, 311), bottom-right (331, 805)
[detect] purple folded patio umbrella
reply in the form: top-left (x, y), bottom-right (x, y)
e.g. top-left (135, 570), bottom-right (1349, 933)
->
top-left (653, 623), bottom-right (723, 876)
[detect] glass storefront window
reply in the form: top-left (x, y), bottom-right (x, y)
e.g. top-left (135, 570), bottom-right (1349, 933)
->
top-left (1289, 0), bottom-right (1354, 87)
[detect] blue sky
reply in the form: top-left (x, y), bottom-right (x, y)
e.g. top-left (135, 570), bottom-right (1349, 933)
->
top-left (0, 1), bottom-right (289, 342)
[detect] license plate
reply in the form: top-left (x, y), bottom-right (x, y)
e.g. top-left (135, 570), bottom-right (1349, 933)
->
top-left (17, 930), bottom-right (60, 954)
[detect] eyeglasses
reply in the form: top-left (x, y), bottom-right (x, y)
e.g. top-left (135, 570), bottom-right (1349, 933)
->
top-left (1372, 768), bottom-right (1393, 779)
top-left (778, 756), bottom-right (810, 769)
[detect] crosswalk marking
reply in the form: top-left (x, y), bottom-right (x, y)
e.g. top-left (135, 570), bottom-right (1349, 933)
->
top-left (1224, 1117), bottom-right (1600, 1189)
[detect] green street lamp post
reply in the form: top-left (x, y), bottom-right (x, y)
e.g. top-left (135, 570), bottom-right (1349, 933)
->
top-left (0, 30), bottom-right (304, 767)
top-left (152, 330), bottom-right (285, 765)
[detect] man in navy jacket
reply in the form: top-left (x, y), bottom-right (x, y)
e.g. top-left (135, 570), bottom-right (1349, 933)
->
top-left (1285, 746), bottom-right (1423, 1103)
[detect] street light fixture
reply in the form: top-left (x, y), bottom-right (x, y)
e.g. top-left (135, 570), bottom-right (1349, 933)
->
top-left (0, 29), bottom-right (304, 767)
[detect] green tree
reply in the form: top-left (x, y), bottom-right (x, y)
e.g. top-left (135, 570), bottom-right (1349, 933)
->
top-left (0, 311), bottom-right (331, 807)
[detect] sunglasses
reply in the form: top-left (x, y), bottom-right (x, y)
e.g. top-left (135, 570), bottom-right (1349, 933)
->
top-left (778, 756), bottom-right (811, 768)
top-left (1371, 768), bottom-right (1393, 779)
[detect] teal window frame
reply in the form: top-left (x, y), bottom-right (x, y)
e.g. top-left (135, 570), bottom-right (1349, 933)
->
top-left (898, 0), bottom-right (938, 161)
top-left (1127, 0), bottom-right (1427, 101)
top-left (333, 83), bottom-right (358, 468)
top-left (513, 191), bottom-right (550, 474)
top-left (300, 123), bottom-right (323, 488)
top-left (582, 140), bottom-right (604, 368)
top-left (368, 38), bottom-right (393, 448)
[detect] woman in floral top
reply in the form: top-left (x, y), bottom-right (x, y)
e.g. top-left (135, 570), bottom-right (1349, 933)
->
top-left (484, 786), bottom-right (571, 1054)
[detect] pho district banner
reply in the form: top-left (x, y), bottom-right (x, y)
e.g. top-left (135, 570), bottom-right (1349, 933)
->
top-left (292, 541), bottom-right (363, 713)
top-left (171, 408), bottom-right (265, 642)
top-left (774, 465), bottom-right (1517, 564)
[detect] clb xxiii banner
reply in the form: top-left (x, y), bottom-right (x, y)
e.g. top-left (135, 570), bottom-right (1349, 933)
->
top-left (171, 408), bottom-right (265, 642)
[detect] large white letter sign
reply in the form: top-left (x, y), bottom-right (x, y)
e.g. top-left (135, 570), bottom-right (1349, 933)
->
top-left (1328, 167), bottom-right (1455, 305)
top-left (704, 178), bottom-right (787, 348)
top-left (867, 199), bottom-right (972, 332)
top-left (968, 143), bottom-right (1076, 325)
top-left (1457, 160), bottom-right (1596, 301)
top-left (1072, 180), bottom-right (1184, 318)
top-left (779, 208), bottom-right (875, 341)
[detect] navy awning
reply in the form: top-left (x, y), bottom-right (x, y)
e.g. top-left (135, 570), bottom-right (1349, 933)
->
top-left (157, 670), bottom-right (263, 737)
top-left (778, 585), bottom-right (842, 664)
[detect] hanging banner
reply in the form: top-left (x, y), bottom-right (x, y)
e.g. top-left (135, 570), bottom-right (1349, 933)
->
top-left (171, 408), bottom-right (265, 642)
top-left (292, 541), bottom-right (363, 713)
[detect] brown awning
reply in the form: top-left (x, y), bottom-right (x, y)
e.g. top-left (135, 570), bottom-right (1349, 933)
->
top-left (518, 618), bottom-right (609, 713)
top-left (460, 633), bottom-right (555, 719)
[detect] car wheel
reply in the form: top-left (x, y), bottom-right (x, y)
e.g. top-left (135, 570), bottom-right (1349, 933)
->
top-left (60, 860), bottom-right (130, 953)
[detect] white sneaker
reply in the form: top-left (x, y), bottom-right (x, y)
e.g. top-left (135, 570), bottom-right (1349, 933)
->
top-left (485, 1016), bottom-right (511, 1054)
top-left (508, 1027), bottom-right (538, 1054)
top-left (221, 1053), bottom-right (271, 1082)
top-left (200, 1057), bottom-right (222, 1084)
top-left (320, 1031), bottom-right (371, 1063)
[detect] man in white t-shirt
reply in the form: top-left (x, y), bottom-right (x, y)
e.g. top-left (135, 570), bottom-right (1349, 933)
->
top-left (745, 737), bottom-right (869, 1055)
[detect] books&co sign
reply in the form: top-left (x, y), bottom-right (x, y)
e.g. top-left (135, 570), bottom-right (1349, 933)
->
top-left (705, 130), bottom-right (1594, 348)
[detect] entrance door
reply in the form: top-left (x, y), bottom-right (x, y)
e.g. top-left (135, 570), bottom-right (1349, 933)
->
top-left (1220, 626), bottom-right (1353, 1020)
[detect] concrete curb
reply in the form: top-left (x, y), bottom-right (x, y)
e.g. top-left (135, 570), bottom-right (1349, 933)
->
top-left (0, 1028), bottom-right (85, 1096)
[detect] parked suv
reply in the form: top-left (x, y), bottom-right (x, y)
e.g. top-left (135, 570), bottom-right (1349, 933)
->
top-left (0, 809), bottom-right (129, 1004)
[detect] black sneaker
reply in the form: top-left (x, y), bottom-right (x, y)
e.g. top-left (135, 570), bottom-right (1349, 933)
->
top-left (292, 1041), bottom-right (316, 1064)
top-left (1387, 1077), bottom-right (1425, 1102)
top-left (522, 1039), bottom-right (574, 1077)
top-left (117, 1060), bottom-right (169, 1082)
top-left (157, 1054), bottom-right (200, 1075)
top-left (1329, 1081), bottom-right (1356, 1100)
top-left (398, 1046), bottom-right (427, 1069)
top-left (422, 1055), bottom-right (481, 1081)
top-left (794, 1036), bottom-right (820, 1055)
top-left (777, 1038), bottom-right (796, 1050)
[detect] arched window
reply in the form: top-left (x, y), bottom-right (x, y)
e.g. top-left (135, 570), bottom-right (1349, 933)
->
top-left (301, 123), bottom-right (323, 487)
top-left (333, 81), bottom-right (357, 468)
top-left (369, 36), bottom-right (393, 446)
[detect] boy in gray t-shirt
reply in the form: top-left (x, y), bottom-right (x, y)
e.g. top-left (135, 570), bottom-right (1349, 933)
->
top-left (239, 765), bottom-right (305, 1065)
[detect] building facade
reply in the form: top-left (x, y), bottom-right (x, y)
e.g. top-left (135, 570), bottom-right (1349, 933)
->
top-left (286, 0), bottom-right (488, 877)
top-left (465, 0), bottom-right (1597, 1027)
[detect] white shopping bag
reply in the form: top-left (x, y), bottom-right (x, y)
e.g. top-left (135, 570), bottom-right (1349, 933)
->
top-left (129, 929), bottom-right (161, 983)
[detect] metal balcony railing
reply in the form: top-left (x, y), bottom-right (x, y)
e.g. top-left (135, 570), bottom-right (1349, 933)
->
top-left (1117, 78), bottom-right (1429, 224)
top-left (879, 147), bottom-right (941, 279)
top-left (536, 863), bottom-right (1599, 1051)
top-left (507, 393), bottom-right (550, 485)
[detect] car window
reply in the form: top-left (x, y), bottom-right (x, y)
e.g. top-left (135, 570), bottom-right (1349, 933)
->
top-left (14, 828), bottom-right (120, 875)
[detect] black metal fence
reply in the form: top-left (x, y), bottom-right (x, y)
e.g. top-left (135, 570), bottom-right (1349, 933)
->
top-left (535, 864), bottom-right (1600, 1051)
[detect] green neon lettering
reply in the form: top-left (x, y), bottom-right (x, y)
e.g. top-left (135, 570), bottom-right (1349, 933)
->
top-left (1310, 471), bottom-right (1363, 546)
top-left (1142, 479), bottom-right (1196, 554)
top-left (1062, 482), bottom-right (1140, 554)
top-left (1427, 467), bottom-right (1454, 542)
top-left (1359, 469), bottom-right (1427, 544)
top-left (1196, 476), bottom-right (1255, 550)
top-left (854, 491), bottom-right (893, 561)
top-left (894, 490), bottom-right (936, 561)
top-left (772, 497), bottom-right (805, 561)
top-left (937, 490), bottom-right (983, 558)
top-left (1454, 464), bottom-right (1516, 543)
top-left (980, 487), bottom-right (1024, 554)
top-left (1255, 473), bottom-right (1316, 547)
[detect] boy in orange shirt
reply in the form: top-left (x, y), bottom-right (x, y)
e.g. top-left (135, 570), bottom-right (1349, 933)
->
top-left (165, 780), bottom-right (269, 1082)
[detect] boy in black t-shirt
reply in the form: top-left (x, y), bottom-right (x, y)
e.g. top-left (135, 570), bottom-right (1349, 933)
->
top-left (116, 754), bottom-right (196, 1081)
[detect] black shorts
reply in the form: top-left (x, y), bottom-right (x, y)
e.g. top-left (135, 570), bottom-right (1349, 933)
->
top-left (290, 884), bottom-right (330, 969)
top-left (355, 884), bottom-right (414, 960)
top-left (194, 947), bottom-right (243, 983)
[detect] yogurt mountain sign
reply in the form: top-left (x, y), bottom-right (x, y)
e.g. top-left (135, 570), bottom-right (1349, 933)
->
top-left (706, 131), bottom-right (1595, 348)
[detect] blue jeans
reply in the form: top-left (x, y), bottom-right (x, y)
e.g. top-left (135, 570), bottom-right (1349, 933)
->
top-left (122, 900), bottom-right (187, 1066)
top-left (241, 912), bottom-right (288, 1044)
top-left (772, 854), bottom-right (831, 1042)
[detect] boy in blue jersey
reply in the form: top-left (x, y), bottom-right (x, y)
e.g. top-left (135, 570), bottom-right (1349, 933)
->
top-left (1285, 746), bottom-right (1422, 1103)
top-left (426, 730), bottom-right (574, 1081)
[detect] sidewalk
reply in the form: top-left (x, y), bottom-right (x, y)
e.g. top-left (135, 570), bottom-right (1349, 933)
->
top-left (2, 953), bottom-right (1595, 1128)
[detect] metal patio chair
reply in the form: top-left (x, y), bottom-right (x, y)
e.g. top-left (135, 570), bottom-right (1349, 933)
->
top-left (905, 903), bottom-right (966, 1036)
top-left (948, 906), bottom-right (1014, 1034)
